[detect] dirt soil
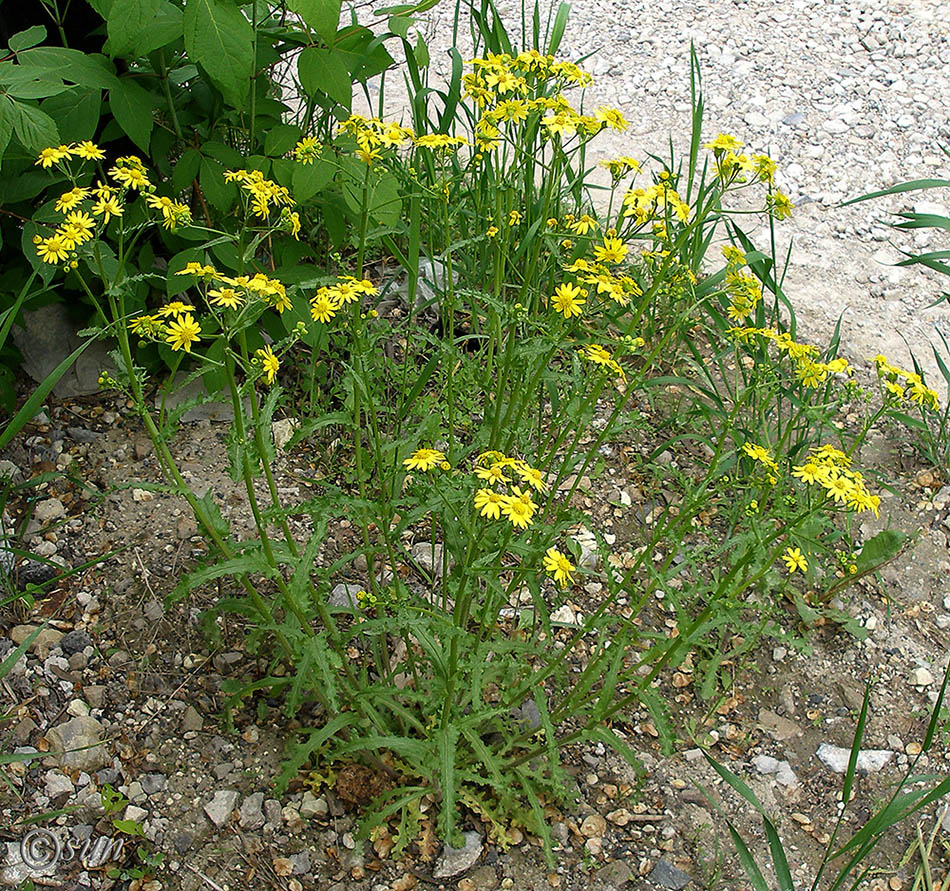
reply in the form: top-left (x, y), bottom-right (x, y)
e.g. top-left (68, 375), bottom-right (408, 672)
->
top-left (1, 375), bottom-right (949, 891)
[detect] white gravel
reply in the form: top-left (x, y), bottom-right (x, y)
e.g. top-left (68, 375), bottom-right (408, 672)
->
top-left (371, 0), bottom-right (950, 380)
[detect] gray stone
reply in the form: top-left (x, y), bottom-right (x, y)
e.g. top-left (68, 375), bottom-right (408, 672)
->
top-left (203, 790), bottom-right (239, 828)
top-left (11, 625), bottom-right (63, 659)
top-left (290, 849), bottom-right (311, 874)
top-left (43, 716), bottom-right (109, 770)
top-left (153, 377), bottom-right (244, 423)
top-left (595, 860), bottom-right (634, 887)
top-left (817, 743), bottom-right (894, 774)
top-left (66, 427), bottom-right (101, 443)
top-left (140, 773), bottom-right (167, 795)
top-left (45, 769), bottom-right (75, 797)
top-left (299, 791), bottom-right (328, 819)
top-left (60, 630), bottom-right (93, 656)
top-left (264, 798), bottom-right (283, 826)
top-left (433, 831), bottom-right (483, 878)
top-left (239, 792), bottom-right (266, 829)
top-left (648, 859), bottom-right (692, 890)
top-left (143, 600), bottom-right (164, 622)
top-left (180, 705), bottom-right (203, 732)
top-left (758, 709), bottom-right (801, 741)
top-left (329, 583), bottom-right (363, 610)
top-left (411, 541), bottom-right (453, 576)
top-left (83, 685), bottom-right (106, 709)
top-left (12, 304), bottom-right (115, 397)
top-left (33, 498), bottom-right (66, 524)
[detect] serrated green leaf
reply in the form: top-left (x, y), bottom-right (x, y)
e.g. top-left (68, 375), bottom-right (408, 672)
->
top-left (21, 48), bottom-right (120, 90)
top-left (183, 0), bottom-right (253, 108)
top-left (0, 98), bottom-right (14, 166)
top-left (107, 0), bottom-right (162, 55)
top-left (297, 46), bottom-right (352, 108)
top-left (11, 101), bottom-right (58, 153)
top-left (291, 155), bottom-right (334, 201)
top-left (110, 78), bottom-right (153, 151)
top-left (42, 88), bottom-right (102, 142)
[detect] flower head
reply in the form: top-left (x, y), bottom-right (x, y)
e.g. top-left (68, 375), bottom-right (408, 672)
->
top-left (474, 488), bottom-right (505, 520)
top-left (500, 486), bottom-right (536, 529)
top-left (543, 547), bottom-right (575, 587)
top-left (782, 547), bottom-right (808, 574)
top-left (403, 448), bottom-right (446, 472)
top-left (256, 345), bottom-right (280, 385)
top-left (550, 282), bottom-right (585, 318)
top-left (164, 313), bottom-right (202, 352)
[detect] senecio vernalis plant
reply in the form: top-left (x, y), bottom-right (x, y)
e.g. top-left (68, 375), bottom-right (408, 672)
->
top-left (25, 38), bottom-right (909, 857)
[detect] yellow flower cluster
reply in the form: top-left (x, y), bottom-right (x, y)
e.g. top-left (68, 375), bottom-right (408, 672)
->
top-left (792, 444), bottom-right (881, 515)
top-left (721, 246), bottom-right (762, 323)
top-left (130, 301), bottom-right (202, 353)
top-left (145, 193), bottom-right (192, 230)
top-left (403, 448), bottom-right (448, 472)
top-left (728, 326), bottom-right (852, 389)
top-left (35, 140), bottom-right (105, 168)
top-left (704, 133), bottom-right (778, 185)
top-left (872, 355), bottom-right (940, 411)
top-left (600, 156), bottom-right (641, 181)
top-left (558, 258), bottom-right (642, 311)
top-left (622, 181), bottom-right (691, 226)
top-left (309, 275), bottom-right (379, 324)
top-left (579, 343), bottom-right (626, 381)
top-left (224, 169), bottom-right (294, 220)
top-left (472, 451), bottom-right (544, 529)
top-left (463, 51), bottom-right (591, 108)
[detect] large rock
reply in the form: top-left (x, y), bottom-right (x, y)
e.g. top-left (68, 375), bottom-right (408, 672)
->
top-left (12, 304), bottom-right (114, 397)
top-left (43, 716), bottom-right (110, 770)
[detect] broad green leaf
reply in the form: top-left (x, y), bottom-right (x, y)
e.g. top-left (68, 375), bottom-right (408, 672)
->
top-left (183, 0), bottom-right (253, 108)
top-left (0, 64), bottom-right (68, 100)
top-left (291, 156), bottom-right (334, 201)
top-left (264, 123), bottom-right (302, 157)
top-left (109, 78), bottom-right (154, 151)
top-left (288, 0), bottom-right (342, 43)
top-left (21, 48), bottom-right (120, 90)
top-left (41, 88), bottom-right (102, 142)
top-left (172, 147), bottom-right (202, 194)
top-left (199, 156), bottom-right (235, 211)
top-left (108, 0), bottom-right (162, 54)
top-left (297, 47), bottom-right (352, 109)
top-left (112, 1), bottom-right (184, 55)
top-left (11, 101), bottom-right (58, 152)
top-left (0, 97), bottom-right (14, 165)
top-left (8, 26), bottom-right (47, 53)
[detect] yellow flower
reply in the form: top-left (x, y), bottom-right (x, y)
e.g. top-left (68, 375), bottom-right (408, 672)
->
top-left (474, 464), bottom-right (510, 485)
top-left (293, 136), bottom-right (321, 164)
top-left (486, 225), bottom-right (499, 238)
top-left (91, 194), bottom-right (123, 223)
top-left (782, 547), bottom-right (808, 574)
top-left (36, 234), bottom-right (70, 264)
top-left (55, 187), bottom-right (90, 213)
top-left (705, 133), bottom-right (744, 153)
top-left (64, 210), bottom-right (95, 241)
top-left (403, 448), bottom-right (446, 472)
top-left (515, 462), bottom-right (546, 491)
top-left (157, 301), bottom-right (195, 318)
top-left (594, 107), bottom-right (628, 132)
top-left (35, 146), bottom-right (71, 168)
top-left (769, 190), bottom-right (793, 220)
top-left (176, 262), bottom-right (217, 277)
top-left (500, 486), bottom-right (536, 529)
top-left (569, 214), bottom-right (598, 235)
top-left (580, 344), bottom-right (626, 380)
top-left (256, 345), bottom-right (280, 385)
top-left (474, 488), bottom-right (505, 520)
top-left (71, 140), bottom-right (105, 160)
top-left (593, 236), bottom-right (628, 264)
top-left (550, 282), bottom-right (585, 318)
top-left (164, 313), bottom-right (201, 352)
top-left (543, 547), bottom-right (575, 587)
top-left (310, 291), bottom-right (340, 324)
top-left (822, 473), bottom-right (853, 503)
top-left (792, 461), bottom-right (824, 485)
top-left (109, 163), bottom-right (149, 190)
top-left (208, 288), bottom-right (243, 310)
